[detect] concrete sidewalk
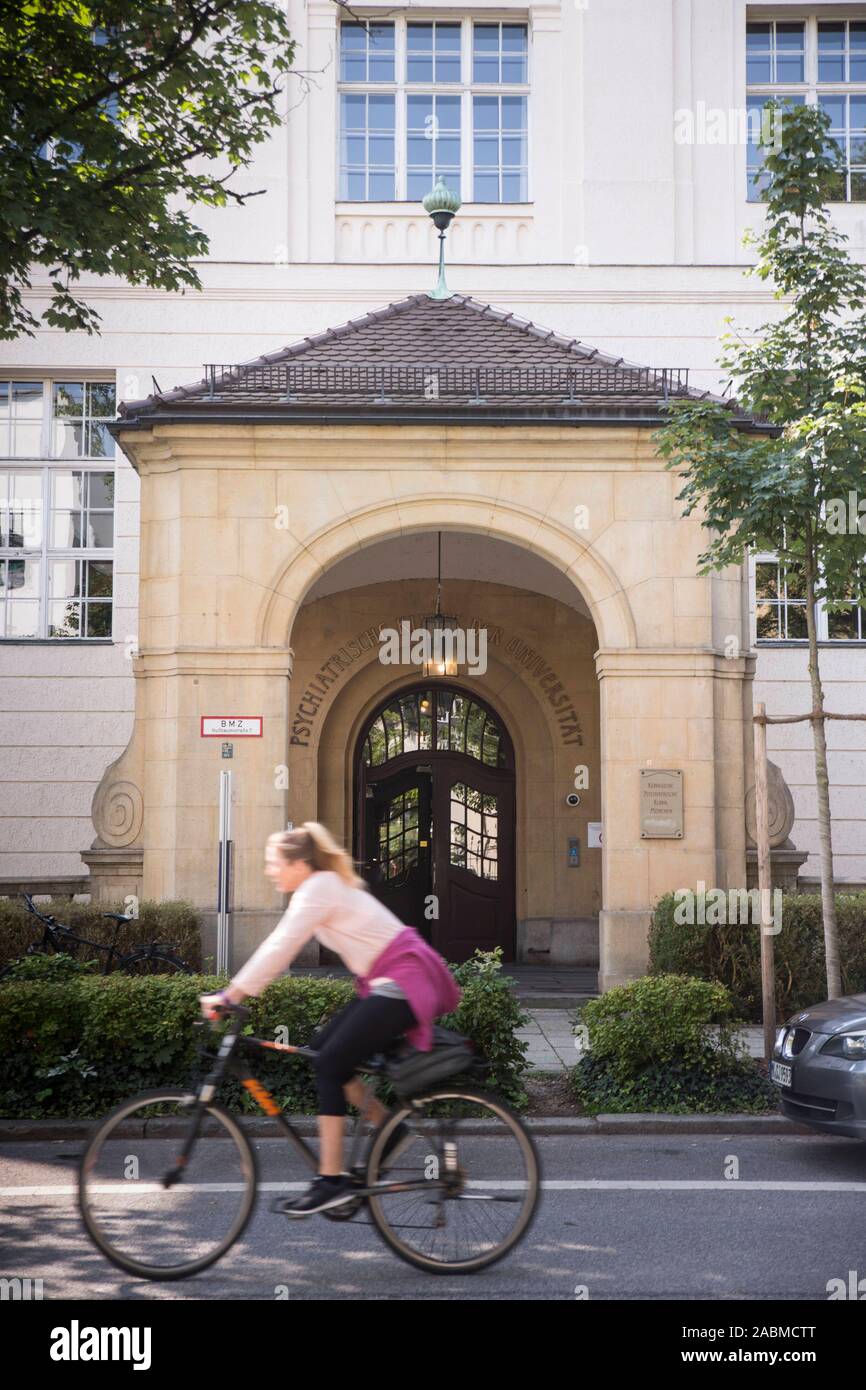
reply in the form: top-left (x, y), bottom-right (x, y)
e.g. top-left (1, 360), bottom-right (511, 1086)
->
top-left (292, 963), bottom-right (599, 1009)
top-left (520, 1008), bottom-right (767, 1072)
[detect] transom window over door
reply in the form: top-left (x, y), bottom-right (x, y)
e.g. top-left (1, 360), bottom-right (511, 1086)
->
top-left (361, 686), bottom-right (509, 768)
top-left (338, 17), bottom-right (529, 203)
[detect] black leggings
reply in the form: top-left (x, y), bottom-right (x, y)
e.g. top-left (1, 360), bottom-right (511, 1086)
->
top-left (306, 994), bottom-right (416, 1116)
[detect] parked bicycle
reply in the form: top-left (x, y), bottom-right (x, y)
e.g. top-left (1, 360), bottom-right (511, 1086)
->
top-left (78, 1001), bottom-right (541, 1279)
top-left (0, 893), bottom-right (192, 978)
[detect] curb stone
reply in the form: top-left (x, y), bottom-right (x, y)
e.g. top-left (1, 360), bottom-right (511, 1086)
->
top-left (0, 1113), bottom-right (810, 1141)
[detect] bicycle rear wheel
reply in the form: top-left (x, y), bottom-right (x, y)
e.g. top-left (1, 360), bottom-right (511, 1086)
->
top-left (366, 1086), bottom-right (540, 1274)
top-left (78, 1090), bottom-right (257, 1280)
top-left (119, 950), bottom-right (192, 976)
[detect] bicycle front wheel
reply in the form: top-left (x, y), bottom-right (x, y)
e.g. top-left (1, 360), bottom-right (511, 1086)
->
top-left (79, 1090), bottom-right (257, 1280)
top-left (366, 1086), bottom-right (540, 1274)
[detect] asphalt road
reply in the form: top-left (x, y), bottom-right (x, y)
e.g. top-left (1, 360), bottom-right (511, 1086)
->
top-left (3, 1133), bottom-right (866, 1300)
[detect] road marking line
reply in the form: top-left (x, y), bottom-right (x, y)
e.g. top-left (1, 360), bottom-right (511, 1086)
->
top-left (5, 1179), bottom-right (866, 1197)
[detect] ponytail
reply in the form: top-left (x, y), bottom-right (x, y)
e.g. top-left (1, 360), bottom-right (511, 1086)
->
top-left (268, 822), bottom-right (365, 890)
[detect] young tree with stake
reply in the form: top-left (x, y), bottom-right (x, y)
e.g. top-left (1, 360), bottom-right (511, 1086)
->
top-left (655, 100), bottom-right (866, 1000)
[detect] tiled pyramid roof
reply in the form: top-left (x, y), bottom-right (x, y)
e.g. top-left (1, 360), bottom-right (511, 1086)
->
top-left (117, 293), bottom-right (753, 426)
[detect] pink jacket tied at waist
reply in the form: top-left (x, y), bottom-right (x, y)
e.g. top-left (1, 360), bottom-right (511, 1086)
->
top-left (355, 926), bottom-right (461, 1051)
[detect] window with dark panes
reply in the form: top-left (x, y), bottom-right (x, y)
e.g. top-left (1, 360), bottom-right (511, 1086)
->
top-left (753, 555), bottom-right (866, 643)
top-left (755, 560), bottom-right (808, 639)
top-left (379, 786), bottom-right (420, 879)
top-left (826, 567), bottom-right (865, 640)
top-left (362, 687), bottom-right (506, 767)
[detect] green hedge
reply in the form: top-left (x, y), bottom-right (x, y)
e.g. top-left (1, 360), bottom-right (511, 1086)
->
top-left (0, 897), bottom-right (203, 972)
top-left (648, 891), bottom-right (866, 1022)
top-left (0, 949), bottom-right (529, 1118)
top-left (571, 974), bottom-right (776, 1115)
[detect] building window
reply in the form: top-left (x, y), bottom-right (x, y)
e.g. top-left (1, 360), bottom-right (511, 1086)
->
top-left (378, 786), bottom-right (420, 880)
top-left (746, 16), bottom-right (866, 201)
top-left (362, 687), bottom-right (507, 767)
top-left (338, 17), bottom-right (529, 203)
top-left (755, 559), bottom-right (808, 639)
top-left (408, 21), bottom-right (461, 83)
top-left (340, 20), bottom-right (396, 81)
top-left (0, 382), bottom-right (44, 457)
top-left (826, 569), bottom-right (865, 640)
top-left (818, 92), bottom-right (866, 200)
top-left (818, 18), bottom-right (866, 82)
top-left (472, 22), bottom-right (528, 84)
top-left (52, 382), bottom-right (116, 460)
top-left (340, 93), bottom-right (397, 200)
top-left (747, 20), bottom-right (806, 84)
top-left (0, 378), bottom-right (115, 640)
top-left (450, 782), bottom-right (498, 879)
top-left (473, 95), bottom-right (527, 202)
top-left (754, 557), bottom-right (866, 642)
top-left (407, 93), bottom-right (461, 201)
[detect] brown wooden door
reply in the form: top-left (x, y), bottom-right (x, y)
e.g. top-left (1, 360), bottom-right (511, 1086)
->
top-left (356, 684), bottom-right (516, 964)
top-left (363, 767), bottom-right (433, 936)
top-left (431, 756), bottom-right (515, 963)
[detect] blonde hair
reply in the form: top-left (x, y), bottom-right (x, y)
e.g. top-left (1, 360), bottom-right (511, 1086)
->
top-left (268, 822), bottom-right (365, 890)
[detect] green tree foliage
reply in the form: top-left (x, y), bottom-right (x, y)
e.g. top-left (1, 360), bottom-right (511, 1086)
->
top-left (655, 101), bottom-right (866, 998)
top-left (0, 1), bottom-right (297, 338)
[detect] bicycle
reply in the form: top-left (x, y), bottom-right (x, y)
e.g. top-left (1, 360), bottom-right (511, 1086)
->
top-left (0, 893), bottom-right (193, 978)
top-left (78, 1001), bottom-right (541, 1279)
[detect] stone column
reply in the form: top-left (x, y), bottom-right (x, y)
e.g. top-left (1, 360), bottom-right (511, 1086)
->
top-left (596, 648), bottom-right (751, 991)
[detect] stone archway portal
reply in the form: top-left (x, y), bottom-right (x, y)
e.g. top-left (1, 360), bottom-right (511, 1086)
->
top-left (354, 683), bottom-right (516, 962)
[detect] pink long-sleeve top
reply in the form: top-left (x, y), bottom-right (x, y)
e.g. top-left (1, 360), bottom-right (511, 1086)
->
top-left (231, 871), bottom-right (407, 996)
top-left (230, 870), bottom-right (461, 1050)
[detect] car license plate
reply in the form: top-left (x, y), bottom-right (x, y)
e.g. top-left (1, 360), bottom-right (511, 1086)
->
top-left (771, 1060), bottom-right (792, 1087)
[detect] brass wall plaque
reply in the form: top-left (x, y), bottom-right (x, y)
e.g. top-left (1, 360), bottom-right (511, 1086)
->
top-left (640, 769), bottom-right (683, 839)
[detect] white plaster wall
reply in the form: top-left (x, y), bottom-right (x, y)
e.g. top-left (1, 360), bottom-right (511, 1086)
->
top-left (1, 0), bottom-right (864, 883)
top-left (753, 648), bottom-right (866, 884)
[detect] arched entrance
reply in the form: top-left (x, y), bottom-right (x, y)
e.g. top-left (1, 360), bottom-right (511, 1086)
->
top-left (354, 682), bottom-right (516, 962)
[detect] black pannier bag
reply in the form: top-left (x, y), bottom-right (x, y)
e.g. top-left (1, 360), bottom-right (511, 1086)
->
top-left (384, 1025), bottom-right (481, 1096)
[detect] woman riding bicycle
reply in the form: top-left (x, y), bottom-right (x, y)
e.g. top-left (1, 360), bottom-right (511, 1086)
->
top-left (199, 822), bottom-right (461, 1216)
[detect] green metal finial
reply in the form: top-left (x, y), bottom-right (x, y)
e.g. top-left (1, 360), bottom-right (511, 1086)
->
top-left (423, 177), bottom-right (461, 300)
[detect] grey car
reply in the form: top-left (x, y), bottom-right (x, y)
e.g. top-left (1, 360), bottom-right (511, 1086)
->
top-left (772, 994), bottom-right (866, 1140)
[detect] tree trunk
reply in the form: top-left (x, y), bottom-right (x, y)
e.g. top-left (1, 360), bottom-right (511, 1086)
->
top-left (803, 559), bottom-right (841, 999)
top-left (754, 702), bottom-right (777, 1061)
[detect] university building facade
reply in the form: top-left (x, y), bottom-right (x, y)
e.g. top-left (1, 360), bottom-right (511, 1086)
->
top-left (1, 1), bottom-right (865, 988)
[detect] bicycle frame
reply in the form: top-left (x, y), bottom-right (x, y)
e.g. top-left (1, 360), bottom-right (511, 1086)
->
top-left (27, 912), bottom-right (125, 974)
top-left (172, 1009), bottom-right (452, 1204)
top-left (20, 895), bottom-right (180, 974)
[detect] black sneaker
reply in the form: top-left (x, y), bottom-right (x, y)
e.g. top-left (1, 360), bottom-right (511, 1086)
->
top-left (379, 1120), bottom-right (414, 1173)
top-left (278, 1174), bottom-right (356, 1218)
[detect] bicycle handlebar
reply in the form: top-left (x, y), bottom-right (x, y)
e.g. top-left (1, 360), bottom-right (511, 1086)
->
top-left (21, 892), bottom-right (58, 926)
top-left (210, 1001), bottom-right (251, 1026)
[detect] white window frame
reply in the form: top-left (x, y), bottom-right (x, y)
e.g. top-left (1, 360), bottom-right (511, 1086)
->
top-left (751, 549), bottom-right (866, 643)
top-left (0, 376), bottom-right (116, 642)
top-left (746, 10), bottom-right (866, 202)
top-left (336, 12), bottom-right (531, 205)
